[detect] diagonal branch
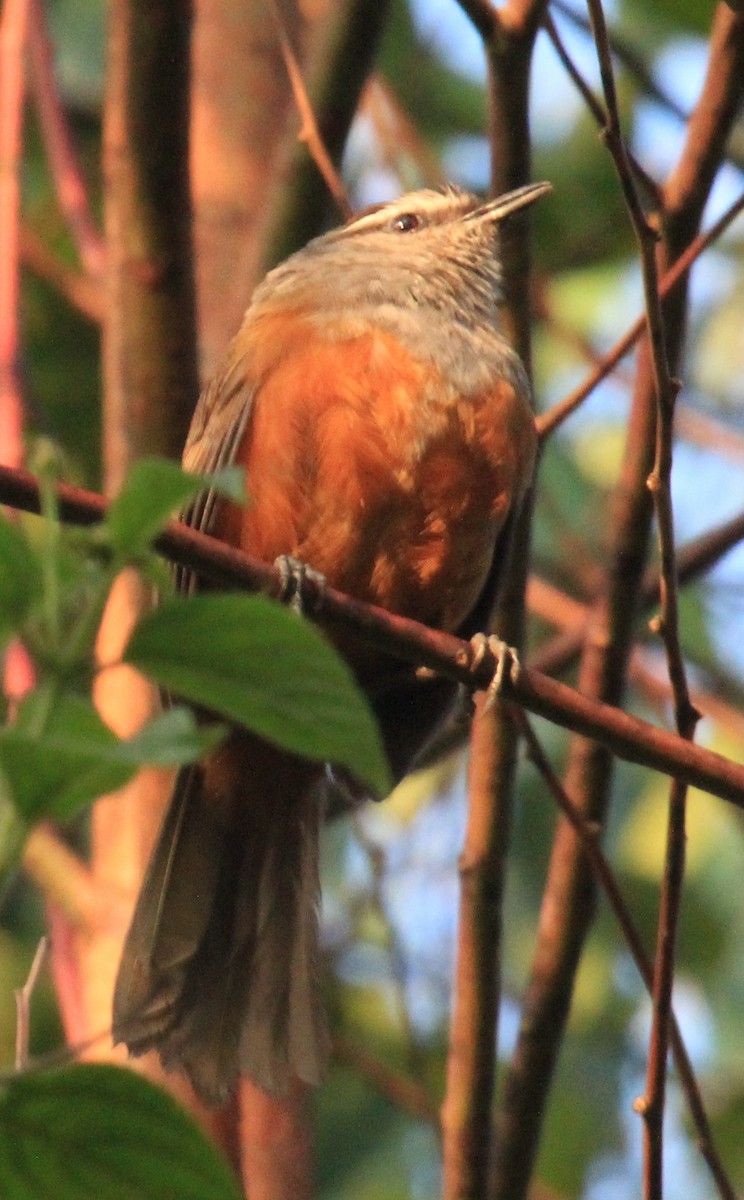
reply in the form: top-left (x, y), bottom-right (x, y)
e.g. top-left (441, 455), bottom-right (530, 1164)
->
top-left (27, 0), bottom-right (105, 279)
top-left (534, 505), bottom-right (744, 678)
top-left (264, 0), bottom-right (352, 220)
top-left (543, 10), bottom-right (659, 201)
top-left (512, 708), bottom-right (736, 1200)
top-left (2, 461), bottom-right (744, 808)
top-left (537, 190), bottom-right (744, 440)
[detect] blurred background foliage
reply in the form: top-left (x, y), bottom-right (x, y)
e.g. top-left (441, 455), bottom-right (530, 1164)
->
top-left (9, 0), bottom-right (744, 1196)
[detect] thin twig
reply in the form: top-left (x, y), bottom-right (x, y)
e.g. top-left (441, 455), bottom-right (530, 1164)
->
top-left (27, 0), bottom-right (105, 278)
top-left (584, 3), bottom-right (698, 1194)
top-left (20, 222), bottom-right (104, 323)
top-left (552, 0), bottom-right (689, 119)
top-left (530, 575), bottom-right (744, 748)
top-left (512, 709), bottom-right (736, 1200)
top-left (543, 11), bottom-right (659, 201)
top-left (333, 1032), bottom-right (440, 1128)
top-left (534, 504), bottom-right (744, 679)
top-left (352, 816), bottom-right (421, 1071)
top-left (3, 1022), bottom-right (116, 1081)
top-left (675, 405), bottom-right (744, 465)
top-left (15, 936), bottom-right (49, 1070)
top-left (264, 0), bottom-right (353, 220)
top-left (363, 76), bottom-right (446, 188)
top-left (537, 190), bottom-right (744, 439)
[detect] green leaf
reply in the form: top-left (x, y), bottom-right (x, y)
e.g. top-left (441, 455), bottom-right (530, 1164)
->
top-left (0, 695), bottom-right (221, 824)
top-left (124, 706), bottom-right (225, 766)
top-left (0, 513), bottom-right (43, 638)
top-left (105, 458), bottom-right (246, 558)
top-left (0, 786), bottom-right (28, 886)
top-left (0, 1064), bottom-right (242, 1200)
top-left (125, 593), bottom-right (392, 796)
top-left (0, 695), bottom-right (134, 823)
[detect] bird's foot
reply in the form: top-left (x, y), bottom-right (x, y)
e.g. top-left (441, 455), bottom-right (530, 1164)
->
top-left (469, 633), bottom-right (521, 710)
top-left (274, 555), bottom-right (326, 615)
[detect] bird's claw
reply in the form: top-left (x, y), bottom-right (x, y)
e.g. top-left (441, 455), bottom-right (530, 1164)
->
top-left (469, 633), bottom-right (520, 709)
top-left (274, 555), bottom-right (326, 615)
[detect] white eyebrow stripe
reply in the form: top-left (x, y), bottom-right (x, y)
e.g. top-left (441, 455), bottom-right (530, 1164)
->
top-left (336, 190), bottom-right (477, 238)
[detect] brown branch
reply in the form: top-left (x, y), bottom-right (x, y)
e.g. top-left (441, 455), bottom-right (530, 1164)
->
top-left (237, 1078), bottom-right (313, 1200)
top-left (102, 0), bottom-right (198, 483)
top-left (495, 7), bottom-right (744, 1196)
top-left (675, 405), bottom-right (744, 464)
top-left (362, 76), bottom-right (447, 189)
top-left (26, 0), bottom-right (105, 279)
top-left (536, 189), bottom-right (744, 440)
top-left (257, 0), bottom-right (390, 277)
top-left (0, 0), bottom-right (36, 703)
top-left (642, 8), bottom-right (744, 1193)
top-left (534, 505), bottom-right (744, 678)
top-left (442, 7), bottom-right (548, 1197)
top-left (333, 1032), bottom-right (440, 1128)
top-left (531, 579), bottom-right (744, 750)
top-left (3, 462), bottom-right (744, 809)
top-left (582, 11), bottom-right (744, 1193)
top-left (264, 0), bottom-right (352, 221)
top-left (20, 223), bottom-right (104, 323)
top-left (91, 0), bottom-right (214, 1165)
top-left (512, 709), bottom-right (737, 1200)
top-left (0, 0), bottom-right (29, 468)
top-left (543, 11), bottom-right (659, 202)
top-left (454, 0), bottom-right (498, 41)
top-left (442, 690), bottom-right (512, 1197)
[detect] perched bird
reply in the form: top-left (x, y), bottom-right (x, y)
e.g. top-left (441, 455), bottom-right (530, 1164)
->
top-left (113, 181), bottom-right (549, 1103)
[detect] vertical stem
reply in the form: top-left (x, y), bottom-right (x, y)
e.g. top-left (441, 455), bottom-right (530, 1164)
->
top-left (442, 6), bottom-right (546, 1197)
top-left (442, 692), bottom-right (515, 1200)
top-left (0, 0), bottom-right (35, 701)
top-left (102, 0), bottom-right (198, 488)
top-left (0, 0), bottom-right (29, 466)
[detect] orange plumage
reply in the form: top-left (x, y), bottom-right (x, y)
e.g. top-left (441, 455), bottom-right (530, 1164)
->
top-left (113, 182), bottom-right (548, 1102)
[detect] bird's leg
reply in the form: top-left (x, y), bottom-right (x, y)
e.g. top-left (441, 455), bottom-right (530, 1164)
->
top-left (469, 633), bottom-right (521, 710)
top-left (274, 555), bottom-right (327, 616)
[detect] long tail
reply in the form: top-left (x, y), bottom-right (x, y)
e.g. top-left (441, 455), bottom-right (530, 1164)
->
top-left (112, 732), bottom-right (329, 1104)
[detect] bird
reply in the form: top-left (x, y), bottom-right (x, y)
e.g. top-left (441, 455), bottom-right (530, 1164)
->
top-left (112, 180), bottom-right (549, 1105)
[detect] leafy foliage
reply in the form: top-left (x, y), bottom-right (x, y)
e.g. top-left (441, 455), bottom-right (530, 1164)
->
top-left (0, 1065), bottom-right (242, 1200)
top-left (0, 459), bottom-right (389, 880)
top-left (126, 593), bottom-right (391, 797)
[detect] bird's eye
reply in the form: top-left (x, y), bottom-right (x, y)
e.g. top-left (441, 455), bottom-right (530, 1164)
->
top-left (391, 212), bottom-right (421, 233)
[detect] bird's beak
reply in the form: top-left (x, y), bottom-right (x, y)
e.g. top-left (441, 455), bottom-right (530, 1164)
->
top-left (467, 181), bottom-right (552, 224)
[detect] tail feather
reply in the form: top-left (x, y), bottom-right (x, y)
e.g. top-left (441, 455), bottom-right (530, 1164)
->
top-left (238, 788), bottom-right (328, 1090)
top-left (112, 734), bottom-right (329, 1104)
